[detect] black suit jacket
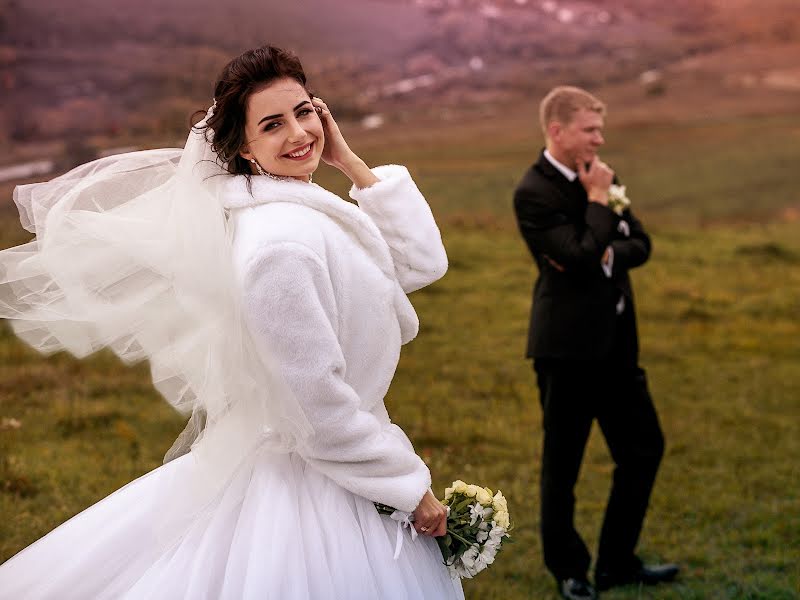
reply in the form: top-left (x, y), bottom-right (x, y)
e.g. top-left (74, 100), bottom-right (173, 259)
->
top-left (513, 150), bottom-right (651, 360)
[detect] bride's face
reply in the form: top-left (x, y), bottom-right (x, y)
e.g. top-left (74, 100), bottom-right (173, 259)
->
top-left (239, 78), bottom-right (324, 181)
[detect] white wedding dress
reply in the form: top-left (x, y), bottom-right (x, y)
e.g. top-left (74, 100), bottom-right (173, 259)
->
top-left (0, 450), bottom-right (462, 599)
top-left (0, 109), bottom-right (464, 599)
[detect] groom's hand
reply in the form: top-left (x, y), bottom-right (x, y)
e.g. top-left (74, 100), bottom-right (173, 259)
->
top-left (412, 490), bottom-right (448, 537)
top-left (578, 157), bottom-right (614, 205)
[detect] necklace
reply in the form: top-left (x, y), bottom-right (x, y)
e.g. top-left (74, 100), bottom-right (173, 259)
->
top-left (250, 158), bottom-right (313, 183)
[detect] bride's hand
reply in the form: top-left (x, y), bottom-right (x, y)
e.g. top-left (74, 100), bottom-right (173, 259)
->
top-left (312, 96), bottom-right (355, 170)
top-left (412, 490), bottom-right (448, 537)
top-left (312, 96), bottom-right (378, 189)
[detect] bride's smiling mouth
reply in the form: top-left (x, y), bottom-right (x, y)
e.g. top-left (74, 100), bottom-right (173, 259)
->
top-left (282, 142), bottom-right (314, 161)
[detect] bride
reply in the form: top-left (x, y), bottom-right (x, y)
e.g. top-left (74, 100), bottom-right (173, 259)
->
top-left (0, 45), bottom-right (464, 599)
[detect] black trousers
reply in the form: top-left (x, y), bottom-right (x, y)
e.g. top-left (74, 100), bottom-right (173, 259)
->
top-left (533, 338), bottom-right (664, 580)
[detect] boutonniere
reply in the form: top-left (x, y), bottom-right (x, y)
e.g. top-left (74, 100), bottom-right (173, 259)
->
top-left (607, 184), bottom-right (631, 215)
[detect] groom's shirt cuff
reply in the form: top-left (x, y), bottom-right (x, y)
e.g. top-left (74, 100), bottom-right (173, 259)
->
top-left (601, 246), bottom-right (614, 278)
top-left (601, 246), bottom-right (626, 315)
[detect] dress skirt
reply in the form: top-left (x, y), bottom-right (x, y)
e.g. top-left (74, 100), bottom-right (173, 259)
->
top-left (0, 448), bottom-right (464, 599)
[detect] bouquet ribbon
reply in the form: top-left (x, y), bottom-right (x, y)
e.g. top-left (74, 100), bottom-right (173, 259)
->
top-left (389, 510), bottom-right (417, 559)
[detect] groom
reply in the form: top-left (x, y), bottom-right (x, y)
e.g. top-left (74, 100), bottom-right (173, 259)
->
top-left (513, 86), bottom-right (678, 600)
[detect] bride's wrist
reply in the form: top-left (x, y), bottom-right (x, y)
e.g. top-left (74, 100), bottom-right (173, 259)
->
top-left (338, 154), bottom-right (378, 189)
top-left (333, 151), bottom-right (362, 173)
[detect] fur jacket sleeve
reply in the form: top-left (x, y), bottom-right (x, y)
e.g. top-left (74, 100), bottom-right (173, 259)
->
top-left (350, 165), bottom-right (448, 293)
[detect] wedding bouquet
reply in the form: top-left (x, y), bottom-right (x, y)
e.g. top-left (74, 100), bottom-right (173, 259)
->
top-left (607, 184), bottom-right (631, 215)
top-left (376, 480), bottom-right (512, 580)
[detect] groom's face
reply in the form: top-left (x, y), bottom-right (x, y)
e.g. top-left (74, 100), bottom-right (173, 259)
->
top-left (553, 109), bottom-right (605, 170)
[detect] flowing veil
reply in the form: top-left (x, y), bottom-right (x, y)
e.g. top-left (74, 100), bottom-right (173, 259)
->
top-left (0, 105), bottom-right (312, 518)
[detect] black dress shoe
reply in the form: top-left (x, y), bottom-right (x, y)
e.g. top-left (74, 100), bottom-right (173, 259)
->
top-left (595, 562), bottom-right (680, 591)
top-left (558, 577), bottom-right (598, 600)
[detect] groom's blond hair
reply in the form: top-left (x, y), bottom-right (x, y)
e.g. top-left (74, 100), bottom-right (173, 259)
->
top-left (540, 86), bottom-right (606, 136)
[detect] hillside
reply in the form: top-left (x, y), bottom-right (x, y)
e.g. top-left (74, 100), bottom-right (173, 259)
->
top-left (1, 0), bottom-right (799, 161)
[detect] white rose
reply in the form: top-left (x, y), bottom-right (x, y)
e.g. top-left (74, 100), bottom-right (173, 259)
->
top-left (493, 509), bottom-right (510, 529)
top-left (475, 487), bottom-right (493, 506)
top-left (492, 491), bottom-right (508, 513)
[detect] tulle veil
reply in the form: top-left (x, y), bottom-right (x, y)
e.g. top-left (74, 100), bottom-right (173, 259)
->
top-left (0, 104), bottom-right (312, 519)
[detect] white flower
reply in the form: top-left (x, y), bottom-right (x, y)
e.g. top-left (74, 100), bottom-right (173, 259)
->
top-left (476, 521), bottom-right (490, 543)
top-left (607, 184), bottom-right (631, 215)
top-left (450, 561), bottom-right (472, 580)
top-left (492, 509), bottom-right (510, 529)
top-left (452, 480), bottom-right (468, 494)
top-left (450, 564), bottom-right (465, 579)
top-left (492, 490), bottom-right (508, 513)
top-left (488, 523), bottom-right (506, 543)
top-left (475, 487), bottom-right (493, 506)
top-left (455, 562), bottom-right (477, 579)
top-left (469, 502), bottom-right (493, 526)
top-left (478, 543), bottom-right (498, 566)
top-left (461, 544), bottom-right (480, 569)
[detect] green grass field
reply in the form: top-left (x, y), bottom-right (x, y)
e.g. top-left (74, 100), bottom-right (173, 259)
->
top-left (1, 112), bottom-right (799, 599)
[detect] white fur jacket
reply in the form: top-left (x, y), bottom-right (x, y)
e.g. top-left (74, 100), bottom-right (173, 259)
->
top-left (222, 165), bottom-right (448, 513)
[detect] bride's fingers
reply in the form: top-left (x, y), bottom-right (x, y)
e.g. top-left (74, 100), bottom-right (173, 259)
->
top-left (415, 512), bottom-right (446, 536)
top-left (313, 104), bottom-right (331, 123)
top-left (416, 520), bottom-right (440, 536)
top-left (312, 97), bottom-right (330, 113)
top-left (432, 516), bottom-right (447, 537)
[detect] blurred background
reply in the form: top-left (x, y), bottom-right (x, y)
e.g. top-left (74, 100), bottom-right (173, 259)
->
top-left (1, 1), bottom-right (799, 598)
top-left (2, 0), bottom-right (799, 180)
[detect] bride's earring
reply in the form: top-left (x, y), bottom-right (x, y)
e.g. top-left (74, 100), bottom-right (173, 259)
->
top-left (250, 158), bottom-right (267, 177)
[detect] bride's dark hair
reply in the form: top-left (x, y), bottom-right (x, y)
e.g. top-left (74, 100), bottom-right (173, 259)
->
top-left (196, 45), bottom-right (313, 176)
